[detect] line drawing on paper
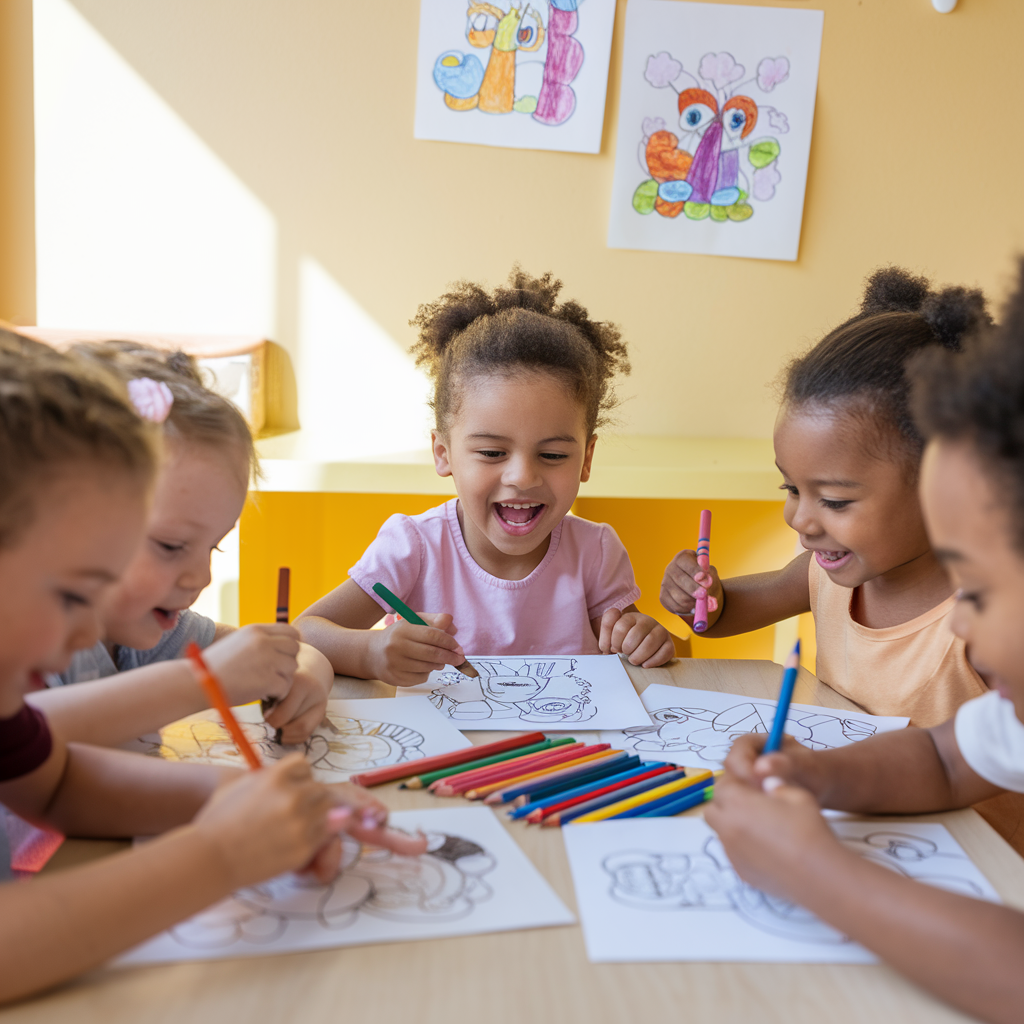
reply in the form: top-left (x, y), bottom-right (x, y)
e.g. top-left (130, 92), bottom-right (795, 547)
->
top-left (603, 832), bottom-right (983, 946)
top-left (632, 49), bottom-right (790, 223)
top-left (169, 831), bottom-right (497, 951)
top-left (432, 0), bottom-right (586, 125)
top-left (426, 657), bottom-right (597, 724)
top-left (619, 699), bottom-right (878, 767)
top-left (136, 712), bottom-right (426, 777)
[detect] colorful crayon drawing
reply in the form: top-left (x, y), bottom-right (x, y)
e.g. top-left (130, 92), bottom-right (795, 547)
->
top-left (426, 657), bottom-right (597, 724)
top-left (632, 50), bottom-right (790, 224)
top-left (415, 0), bottom-right (617, 153)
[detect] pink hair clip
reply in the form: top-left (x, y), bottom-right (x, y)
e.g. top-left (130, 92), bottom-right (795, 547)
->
top-left (127, 377), bottom-right (174, 423)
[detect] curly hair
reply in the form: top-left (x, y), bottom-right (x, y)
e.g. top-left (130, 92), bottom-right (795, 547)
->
top-left (71, 340), bottom-right (258, 485)
top-left (911, 259), bottom-right (1024, 550)
top-left (410, 267), bottom-right (631, 436)
top-left (0, 336), bottom-right (159, 548)
top-left (783, 267), bottom-right (991, 464)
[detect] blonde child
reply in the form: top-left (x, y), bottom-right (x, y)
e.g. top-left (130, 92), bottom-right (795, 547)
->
top-left (708, 262), bottom-right (1024, 1024)
top-left (298, 269), bottom-right (673, 683)
top-left (661, 269), bottom-right (989, 727)
top-left (29, 342), bottom-right (333, 747)
top-left (0, 339), bottom-right (420, 1004)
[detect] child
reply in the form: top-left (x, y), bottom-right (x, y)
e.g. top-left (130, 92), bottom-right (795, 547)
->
top-left (661, 269), bottom-right (989, 726)
top-left (0, 340), bottom-right (421, 1004)
top-left (707, 262), bottom-right (1024, 1024)
top-left (298, 269), bottom-right (673, 684)
top-left (29, 341), bottom-right (333, 747)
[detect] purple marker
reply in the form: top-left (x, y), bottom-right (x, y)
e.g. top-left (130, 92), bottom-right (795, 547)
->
top-left (693, 509), bottom-right (712, 632)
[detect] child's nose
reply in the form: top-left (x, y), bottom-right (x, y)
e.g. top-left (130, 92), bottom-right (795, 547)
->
top-left (788, 499), bottom-right (821, 537)
top-left (68, 606), bottom-right (103, 654)
top-left (178, 558), bottom-right (212, 595)
top-left (502, 454), bottom-right (542, 490)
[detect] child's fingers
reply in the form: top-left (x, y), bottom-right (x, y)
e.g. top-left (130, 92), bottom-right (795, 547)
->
top-left (640, 638), bottom-right (676, 668)
top-left (419, 612), bottom-right (458, 637)
top-left (303, 836), bottom-right (344, 883)
top-left (348, 823), bottom-right (430, 857)
top-left (400, 623), bottom-right (463, 656)
top-left (609, 613), bottom-right (640, 653)
top-left (599, 607), bottom-right (623, 654)
top-left (275, 703), bottom-right (326, 745)
top-left (625, 628), bottom-right (669, 666)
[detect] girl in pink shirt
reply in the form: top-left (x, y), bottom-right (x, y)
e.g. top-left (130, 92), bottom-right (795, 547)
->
top-left (298, 268), bottom-right (673, 685)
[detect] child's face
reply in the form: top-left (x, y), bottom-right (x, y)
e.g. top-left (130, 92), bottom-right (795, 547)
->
top-left (921, 440), bottom-right (1024, 719)
top-left (432, 371), bottom-right (595, 570)
top-left (774, 405), bottom-right (932, 588)
top-left (0, 472), bottom-right (146, 716)
top-left (101, 440), bottom-right (248, 650)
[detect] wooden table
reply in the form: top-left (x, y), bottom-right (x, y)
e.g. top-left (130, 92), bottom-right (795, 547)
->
top-left (6, 659), bottom-right (1023, 1024)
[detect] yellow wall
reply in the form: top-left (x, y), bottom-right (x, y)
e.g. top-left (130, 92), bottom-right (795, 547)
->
top-left (59, 0), bottom-right (1024, 442)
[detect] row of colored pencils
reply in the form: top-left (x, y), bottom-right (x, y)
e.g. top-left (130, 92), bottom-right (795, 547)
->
top-left (350, 731), bottom-right (715, 824)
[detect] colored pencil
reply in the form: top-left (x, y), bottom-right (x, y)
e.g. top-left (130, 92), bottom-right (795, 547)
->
top-left (349, 731), bottom-right (544, 786)
top-left (187, 642), bottom-right (261, 771)
top-left (432, 743), bottom-right (592, 795)
top-left (693, 509), bottom-right (712, 633)
top-left (520, 763), bottom-right (676, 822)
top-left (636, 784), bottom-right (715, 817)
top-left (493, 754), bottom-right (639, 806)
top-left (543, 768), bottom-right (691, 826)
top-left (411, 738), bottom-right (574, 789)
top-left (569, 769), bottom-right (714, 823)
top-left (463, 749), bottom-right (616, 800)
top-left (763, 639), bottom-right (801, 753)
top-left (606, 774), bottom-right (714, 819)
top-left (262, 566), bottom-right (291, 719)
top-left (372, 582), bottom-right (478, 679)
top-left (505, 753), bottom-right (642, 806)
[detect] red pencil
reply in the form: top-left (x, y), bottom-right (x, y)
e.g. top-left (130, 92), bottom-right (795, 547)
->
top-left (438, 745), bottom-right (612, 798)
top-left (187, 642), bottom-right (261, 771)
top-left (349, 731), bottom-right (545, 786)
top-left (466, 749), bottom-right (618, 801)
top-left (486, 751), bottom-right (632, 805)
top-left (525, 765), bottom-right (677, 823)
top-left (428, 742), bottom-right (585, 791)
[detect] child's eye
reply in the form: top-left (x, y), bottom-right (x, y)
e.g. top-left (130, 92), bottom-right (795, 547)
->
top-left (60, 590), bottom-right (89, 609)
top-left (778, 483), bottom-right (798, 497)
top-left (957, 589), bottom-right (985, 611)
top-left (540, 452), bottom-right (569, 461)
top-left (820, 499), bottom-right (852, 511)
top-left (154, 539), bottom-right (185, 554)
top-left (478, 449), bottom-right (505, 459)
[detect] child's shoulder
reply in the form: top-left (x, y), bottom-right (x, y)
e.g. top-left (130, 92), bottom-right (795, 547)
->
top-left (560, 512), bottom-right (622, 546)
top-left (375, 500), bottom-right (455, 542)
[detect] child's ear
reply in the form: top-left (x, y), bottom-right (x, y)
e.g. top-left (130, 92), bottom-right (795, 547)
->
top-left (580, 435), bottom-right (598, 483)
top-left (432, 430), bottom-right (453, 477)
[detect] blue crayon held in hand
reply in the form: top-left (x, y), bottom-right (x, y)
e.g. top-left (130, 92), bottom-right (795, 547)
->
top-left (763, 639), bottom-right (801, 754)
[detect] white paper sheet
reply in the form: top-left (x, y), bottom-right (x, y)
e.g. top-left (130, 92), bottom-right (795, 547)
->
top-left (414, 0), bottom-right (616, 153)
top-left (564, 818), bottom-right (999, 963)
top-left (117, 807), bottom-right (574, 966)
top-left (599, 684), bottom-right (908, 771)
top-left (397, 655), bottom-right (651, 731)
top-left (608, 1), bottom-right (823, 261)
top-left (127, 697), bottom-right (472, 782)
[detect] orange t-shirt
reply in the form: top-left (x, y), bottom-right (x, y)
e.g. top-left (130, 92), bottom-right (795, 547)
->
top-left (808, 557), bottom-right (985, 727)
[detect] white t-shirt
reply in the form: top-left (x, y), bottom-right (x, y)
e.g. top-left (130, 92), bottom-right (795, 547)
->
top-left (955, 690), bottom-right (1024, 792)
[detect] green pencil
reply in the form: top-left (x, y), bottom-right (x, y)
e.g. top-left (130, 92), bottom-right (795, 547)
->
top-left (372, 582), bottom-right (479, 679)
top-left (403, 737), bottom-right (577, 789)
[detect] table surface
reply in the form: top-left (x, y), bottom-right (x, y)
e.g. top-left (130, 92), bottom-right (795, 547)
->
top-left (5, 659), bottom-right (1020, 1024)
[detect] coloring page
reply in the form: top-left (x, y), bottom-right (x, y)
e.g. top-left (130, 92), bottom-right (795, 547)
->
top-left (608, 1), bottom-right (823, 260)
top-left (396, 655), bottom-right (651, 731)
top-left (564, 818), bottom-right (999, 963)
top-left (414, 0), bottom-right (616, 152)
top-left (117, 807), bottom-right (574, 965)
top-left (125, 697), bottom-right (471, 782)
top-left (600, 685), bottom-right (908, 771)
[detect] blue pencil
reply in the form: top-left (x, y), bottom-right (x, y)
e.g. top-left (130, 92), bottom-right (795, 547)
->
top-left (636, 784), bottom-right (715, 817)
top-left (490, 752), bottom-right (636, 805)
top-left (606, 774), bottom-right (715, 819)
top-left (549, 768), bottom-right (690, 826)
top-left (506, 761), bottom-right (668, 820)
top-left (763, 639), bottom-right (802, 753)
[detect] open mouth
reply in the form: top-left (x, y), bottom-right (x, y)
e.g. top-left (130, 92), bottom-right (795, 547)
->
top-left (814, 549), bottom-right (854, 572)
top-left (152, 607), bottom-right (181, 631)
top-left (493, 501), bottom-right (545, 536)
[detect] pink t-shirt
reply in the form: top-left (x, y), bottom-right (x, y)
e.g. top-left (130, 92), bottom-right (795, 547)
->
top-left (349, 499), bottom-right (641, 656)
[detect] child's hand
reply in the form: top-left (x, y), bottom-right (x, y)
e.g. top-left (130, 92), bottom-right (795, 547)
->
top-left (263, 668), bottom-right (328, 745)
top-left (202, 623), bottom-right (300, 706)
top-left (660, 550), bottom-right (723, 627)
top-left (324, 782), bottom-right (429, 857)
top-left (368, 612), bottom-right (467, 687)
top-left (192, 753), bottom-right (342, 890)
top-left (723, 732), bottom-right (820, 793)
top-left (598, 608), bottom-right (675, 667)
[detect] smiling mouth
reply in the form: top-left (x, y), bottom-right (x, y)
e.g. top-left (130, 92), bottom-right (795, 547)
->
top-left (152, 607), bottom-right (181, 631)
top-left (493, 501), bottom-right (545, 536)
top-left (814, 549), bottom-right (853, 570)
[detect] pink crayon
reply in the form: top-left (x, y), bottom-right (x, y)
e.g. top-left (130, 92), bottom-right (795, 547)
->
top-left (693, 509), bottom-right (712, 633)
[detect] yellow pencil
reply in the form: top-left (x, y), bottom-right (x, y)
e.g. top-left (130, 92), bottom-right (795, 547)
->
top-left (569, 769), bottom-right (714, 822)
top-left (464, 751), bottom-right (621, 800)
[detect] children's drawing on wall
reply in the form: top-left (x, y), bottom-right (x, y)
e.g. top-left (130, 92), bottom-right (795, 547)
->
top-left (397, 654), bottom-right (651, 731)
top-left (127, 697), bottom-right (471, 783)
top-left (414, 0), bottom-right (617, 153)
top-left (563, 819), bottom-right (1000, 963)
top-left (118, 807), bottom-right (575, 966)
top-left (599, 685), bottom-right (909, 771)
top-left (608, 1), bottom-right (823, 261)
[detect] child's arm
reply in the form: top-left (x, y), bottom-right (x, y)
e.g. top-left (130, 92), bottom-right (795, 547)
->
top-left (660, 550), bottom-right (812, 636)
top-left (706, 771), bottom-right (1024, 1024)
top-left (593, 605), bottom-right (675, 667)
top-left (296, 579), bottom-right (468, 686)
